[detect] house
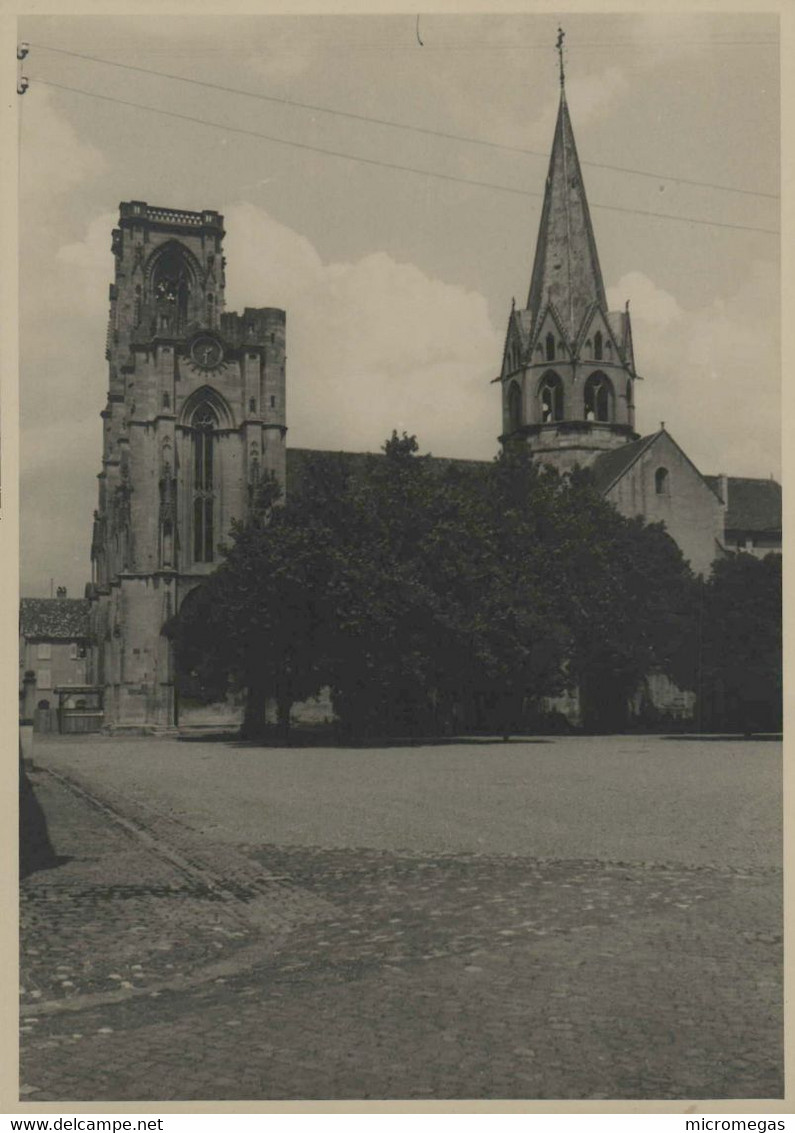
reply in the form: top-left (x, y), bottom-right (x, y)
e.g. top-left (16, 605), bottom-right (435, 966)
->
top-left (19, 591), bottom-right (94, 731)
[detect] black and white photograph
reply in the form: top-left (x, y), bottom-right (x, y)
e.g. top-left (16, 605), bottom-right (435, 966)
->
top-left (15, 9), bottom-right (782, 1108)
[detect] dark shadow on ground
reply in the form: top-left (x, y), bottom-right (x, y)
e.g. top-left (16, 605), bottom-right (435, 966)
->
top-left (20, 758), bottom-right (69, 879)
top-left (661, 733), bottom-right (783, 742)
top-left (177, 729), bottom-right (553, 749)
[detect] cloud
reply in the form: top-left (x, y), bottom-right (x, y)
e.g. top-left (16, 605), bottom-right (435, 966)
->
top-left (56, 211), bottom-right (118, 308)
top-left (19, 86), bottom-right (106, 208)
top-left (21, 201), bottom-right (503, 595)
top-left (223, 202), bottom-right (502, 458)
top-left (608, 261), bottom-right (780, 478)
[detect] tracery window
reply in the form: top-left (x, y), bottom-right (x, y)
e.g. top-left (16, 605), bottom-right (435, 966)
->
top-left (152, 244), bottom-right (191, 333)
top-left (192, 402), bottom-right (217, 562)
top-left (539, 371), bottom-right (564, 423)
top-left (584, 372), bottom-right (613, 422)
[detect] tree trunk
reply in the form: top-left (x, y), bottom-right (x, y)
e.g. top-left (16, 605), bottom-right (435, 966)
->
top-left (276, 692), bottom-right (292, 745)
top-left (241, 677), bottom-right (269, 740)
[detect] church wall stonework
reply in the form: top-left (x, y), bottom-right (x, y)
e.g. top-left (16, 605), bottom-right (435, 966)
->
top-left (88, 202), bottom-right (287, 732)
top-left (605, 434), bottom-right (724, 577)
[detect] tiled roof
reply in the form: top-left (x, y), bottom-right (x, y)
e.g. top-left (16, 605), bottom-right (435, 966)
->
top-left (703, 476), bottom-right (782, 533)
top-left (588, 433), bottom-right (660, 494)
top-left (20, 598), bottom-right (90, 640)
top-left (286, 448), bottom-right (488, 495)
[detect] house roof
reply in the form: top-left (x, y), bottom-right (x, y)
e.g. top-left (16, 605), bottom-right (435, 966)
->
top-left (588, 432), bottom-right (660, 494)
top-left (20, 598), bottom-right (90, 640)
top-left (703, 476), bottom-right (782, 533)
top-left (286, 447), bottom-right (487, 495)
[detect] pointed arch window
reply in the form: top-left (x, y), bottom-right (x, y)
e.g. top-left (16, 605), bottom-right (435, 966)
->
top-left (539, 371), bottom-right (564, 423)
top-left (594, 331), bottom-right (603, 361)
top-left (655, 467), bottom-right (670, 496)
top-left (507, 382), bottom-right (522, 433)
top-left (584, 372), bottom-right (613, 422)
top-left (192, 402), bottom-right (217, 562)
top-left (152, 244), bottom-right (191, 333)
top-left (545, 332), bottom-right (556, 362)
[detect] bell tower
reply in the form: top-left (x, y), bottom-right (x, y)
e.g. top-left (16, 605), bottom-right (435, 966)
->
top-left (88, 202), bottom-right (287, 731)
top-left (500, 36), bottom-right (638, 473)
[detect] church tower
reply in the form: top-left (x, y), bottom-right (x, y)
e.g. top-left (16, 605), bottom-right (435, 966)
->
top-left (87, 202), bottom-right (287, 730)
top-left (500, 41), bottom-right (638, 472)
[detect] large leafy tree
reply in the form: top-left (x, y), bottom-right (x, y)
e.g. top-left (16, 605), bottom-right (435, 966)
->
top-left (698, 552), bottom-right (782, 734)
top-left (174, 435), bottom-right (701, 740)
top-left (173, 472), bottom-right (339, 738)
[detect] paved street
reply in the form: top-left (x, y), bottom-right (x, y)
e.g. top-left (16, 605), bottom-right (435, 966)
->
top-left (20, 734), bottom-right (782, 1102)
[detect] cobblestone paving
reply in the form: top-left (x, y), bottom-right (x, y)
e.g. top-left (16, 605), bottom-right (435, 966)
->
top-left (20, 747), bottom-right (783, 1102)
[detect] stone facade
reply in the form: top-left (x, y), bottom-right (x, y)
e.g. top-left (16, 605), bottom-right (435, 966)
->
top-left (86, 202), bottom-right (286, 731)
top-left (591, 431), bottom-right (726, 577)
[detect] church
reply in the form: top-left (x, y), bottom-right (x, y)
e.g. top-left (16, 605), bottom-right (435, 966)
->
top-left (76, 65), bottom-right (779, 733)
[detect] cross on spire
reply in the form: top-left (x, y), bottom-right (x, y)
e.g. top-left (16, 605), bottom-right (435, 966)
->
top-left (556, 26), bottom-right (566, 89)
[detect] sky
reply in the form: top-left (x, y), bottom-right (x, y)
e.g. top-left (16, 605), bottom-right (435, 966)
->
top-left (17, 12), bottom-right (780, 597)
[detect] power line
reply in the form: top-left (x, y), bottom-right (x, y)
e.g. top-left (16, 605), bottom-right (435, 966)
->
top-left (330, 40), bottom-right (778, 50)
top-left (33, 78), bottom-right (779, 238)
top-left (29, 42), bottom-right (778, 201)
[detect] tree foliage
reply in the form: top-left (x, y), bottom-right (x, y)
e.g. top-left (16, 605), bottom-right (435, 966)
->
top-left (173, 435), bottom-right (709, 739)
top-left (698, 552), bottom-right (782, 734)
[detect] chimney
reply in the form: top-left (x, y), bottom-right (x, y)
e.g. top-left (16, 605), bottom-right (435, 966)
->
top-left (718, 474), bottom-right (728, 507)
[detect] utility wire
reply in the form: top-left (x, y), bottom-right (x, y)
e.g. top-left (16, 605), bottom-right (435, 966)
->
top-left (33, 78), bottom-right (779, 237)
top-left (29, 41), bottom-right (778, 201)
top-left (327, 40), bottom-right (778, 50)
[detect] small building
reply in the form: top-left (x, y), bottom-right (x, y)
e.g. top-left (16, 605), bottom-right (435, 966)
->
top-left (19, 592), bottom-right (95, 732)
top-left (704, 475), bottom-right (782, 557)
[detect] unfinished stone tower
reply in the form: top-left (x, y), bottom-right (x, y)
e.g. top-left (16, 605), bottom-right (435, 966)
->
top-left (87, 202), bottom-right (286, 730)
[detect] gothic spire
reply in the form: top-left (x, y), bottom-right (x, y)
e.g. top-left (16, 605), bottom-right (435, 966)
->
top-left (526, 50), bottom-right (607, 342)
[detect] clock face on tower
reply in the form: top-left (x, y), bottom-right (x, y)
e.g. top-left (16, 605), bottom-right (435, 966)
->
top-left (190, 334), bottom-right (223, 370)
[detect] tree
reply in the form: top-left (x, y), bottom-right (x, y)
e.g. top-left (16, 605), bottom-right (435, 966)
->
top-left (173, 471), bottom-right (338, 739)
top-left (173, 436), bottom-right (702, 741)
top-left (698, 552), bottom-right (782, 734)
top-left (481, 456), bottom-right (700, 732)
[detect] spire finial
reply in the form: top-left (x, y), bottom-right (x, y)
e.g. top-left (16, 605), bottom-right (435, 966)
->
top-left (556, 26), bottom-right (566, 89)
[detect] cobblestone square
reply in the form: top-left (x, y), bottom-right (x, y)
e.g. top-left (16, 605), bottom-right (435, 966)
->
top-left (20, 734), bottom-right (782, 1102)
